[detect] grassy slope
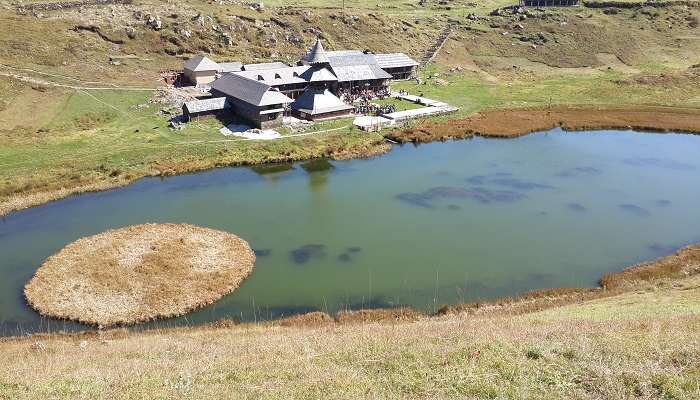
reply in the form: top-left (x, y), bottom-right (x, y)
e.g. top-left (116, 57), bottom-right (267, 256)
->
top-left (0, 1), bottom-right (699, 213)
top-left (1, 275), bottom-right (698, 399)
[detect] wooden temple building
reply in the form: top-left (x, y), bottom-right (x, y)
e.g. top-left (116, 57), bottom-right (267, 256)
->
top-left (182, 39), bottom-right (419, 128)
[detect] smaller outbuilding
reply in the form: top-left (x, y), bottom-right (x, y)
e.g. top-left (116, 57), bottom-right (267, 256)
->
top-left (292, 88), bottom-right (354, 121)
top-left (182, 97), bottom-right (230, 121)
top-left (183, 55), bottom-right (220, 86)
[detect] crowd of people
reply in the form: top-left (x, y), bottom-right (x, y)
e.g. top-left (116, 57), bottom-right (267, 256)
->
top-left (354, 101), bottom-right (396, 116)
top-left (338, 86), bottom-right (391, 103)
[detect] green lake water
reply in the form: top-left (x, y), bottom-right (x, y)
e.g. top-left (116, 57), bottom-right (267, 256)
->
top-left (1, 129), bottom-right (699, 334)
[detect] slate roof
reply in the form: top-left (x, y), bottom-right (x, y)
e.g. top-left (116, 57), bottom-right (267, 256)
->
top-left (211, 73), bottom-right (293, 107)
top-left (299, 66), bottom-right (337, 83)
top-left (292, 88), bottom-right (353, 115)
top-left (302, 39), bottom-right (331, 65)
top-left (325, 52), bottom-right (391, 82)
top-left (184, 55), bottom-right (220, 72)
top-left (182, 97), bottom-right (229, 114)
top-left (233, 66), bottom-right (310, 86)
top-left (242, 62), bottom-right (291, 71)
top-left (218, 62), bottom-right (243, 73)
top-left (374, 53), bottom-right (419, 69)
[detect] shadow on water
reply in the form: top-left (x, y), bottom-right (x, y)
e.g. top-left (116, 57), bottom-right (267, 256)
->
top-left (465, 173), bottom-right (555, 191)
top-left (337, 247), bottom-right (362, 263)
top-left (396, 186), bottom-right (526, 208)
top-left (622, 157), bottom-right (696, 171)
top-left (655, 199), bottom-right (672, 207)
top-left (253, 249), bottom-right (272, 257)
top-left (249, 163), bottom-right (296, 183)
top-left (555, 166), bottom-right (602, 178)
top-left (618, 204), bottom-right (651, 217)
top-left (566, 203), bottom-right (588, 213)
top-left (290, 244), bottom-right (326, 264)
top-left (301, 159), bottom-right (335, 192)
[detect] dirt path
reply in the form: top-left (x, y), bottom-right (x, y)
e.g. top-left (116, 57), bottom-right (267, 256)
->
top-left (0, 64), bottom-right (156, 91)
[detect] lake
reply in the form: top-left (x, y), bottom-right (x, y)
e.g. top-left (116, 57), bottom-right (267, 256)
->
top-left (1, 129), bottom-right (699, 334)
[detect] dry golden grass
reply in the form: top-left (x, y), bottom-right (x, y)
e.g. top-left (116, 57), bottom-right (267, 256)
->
top-left (601, 244), bottom-right (700, 290)
top-left (2, 276), bottom-right (699, 399)
top-left (24, 223), bottom-right (255, 328)
top-left (388, 105), bottom-right (700, 143)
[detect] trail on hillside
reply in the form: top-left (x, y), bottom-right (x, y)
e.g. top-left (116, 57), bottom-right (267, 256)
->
top-left (0, 64), bottom-right (156, 91)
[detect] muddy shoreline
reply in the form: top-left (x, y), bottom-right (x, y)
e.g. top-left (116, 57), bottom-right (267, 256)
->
top-left (2, 105), bottom-right (699, 218)
top-left (3, 241), bottom-right (698, 341)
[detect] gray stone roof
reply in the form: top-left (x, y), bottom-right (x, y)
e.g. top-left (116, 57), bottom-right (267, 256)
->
top-left (374, 53), bottom-right (419, 69)
top-left (211, 73), bottom-right (293, 107)
top-left (184, 55), bottom-right (220, 72)
top-left (233, 66), bottom-right (310, 86)
top-left (242, 62), bottom-right (291, 71)
top-left (218, 62), bottom-right (243, 73)
top-left (292, 88), bottom-right (353, 115)
top-left (182, 97), bottom-right (229, 114)
top-left (326, 52), bottom-right (391, 82)
top-left (302, 39), bottom-right (331, 65)
top-left (299, 66), bottom-right (337, 83)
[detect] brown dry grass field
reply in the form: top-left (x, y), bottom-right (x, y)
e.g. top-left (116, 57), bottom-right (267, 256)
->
top-left (1, 244), bottom-right (699, 399)
top-left (387, 105), bottom-right (700, 142)
top-left (24, 223), bottom-right (256, 328)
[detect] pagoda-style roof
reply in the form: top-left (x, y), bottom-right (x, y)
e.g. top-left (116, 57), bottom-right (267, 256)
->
top-left (301, 39), bottom-right (330, 65)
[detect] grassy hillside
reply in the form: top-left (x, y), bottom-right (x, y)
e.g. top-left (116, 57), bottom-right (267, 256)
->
top-left (1, 273), bottom-right (698, 399)
top-left (1, 0), bottom-right (699, 215)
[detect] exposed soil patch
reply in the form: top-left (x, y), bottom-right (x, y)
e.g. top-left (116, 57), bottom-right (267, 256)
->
top-left (24, 223), bottom-right (256, 328)
top-left (386, 105), bottom-right (700, 143)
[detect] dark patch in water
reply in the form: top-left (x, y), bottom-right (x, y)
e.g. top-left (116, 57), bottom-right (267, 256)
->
top-left (622, 157), bottom-right (696, 171)
top-left (647, 243), bottom-right (678, 255)
top-left (253, 249), bottom-right (272, 257)
top-left (538, 211), bottom-right (549, 216)
top-left (290, 244), bottom-right (326, 264)
top-left (338, 247), bottom-right (362, 263)
top-left (447, 204), bottom-right (462, 211)
top-left (250, 163), bottom-right (294, 175)
top-left (300, 159), bottom-right (335, 173)
top-left (556, 166), bottom-right (602, 178)
top-left (465, 175), bottom-right (487, 185)
top-left (465, 172), bottom-right (512, 185)
top-left (526, 272), bottom-right (553, 285)
top-left (396, 186), bottom-right (526, 208)
top-left (490, 178), bottom-right (555, 191)
top-left (465, 173), bottom-right (553, 191)
top-left (655, 199), bottom-right (672, 207)
top-left (567, 203), bottom-right (588, 212)
top-left (618, 204), bottom-right (651, 217)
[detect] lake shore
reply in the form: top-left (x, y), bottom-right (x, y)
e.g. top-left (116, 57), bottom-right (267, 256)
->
top-left (2, 239), bottom-right (699, 398)
top-left (386, 105), bottom-right (700, 143)
top-left (2, 105), bottom-right (700, 218)
top-left (6, 238), bottom-right (699, 338)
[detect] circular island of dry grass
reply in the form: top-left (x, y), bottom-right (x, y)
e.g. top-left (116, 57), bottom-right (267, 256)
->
top-left (24, 223), bottom-right (255, 328)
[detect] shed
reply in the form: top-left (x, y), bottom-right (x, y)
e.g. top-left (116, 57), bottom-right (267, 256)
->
top-left (183, 55), bottom-right (221, 86)
top-left (182, 97), bottom-right (229, 121)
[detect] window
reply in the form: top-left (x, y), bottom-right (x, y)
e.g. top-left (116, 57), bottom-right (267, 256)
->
top-left (275, 73), bottom-right (281, 79)
top-left (257, 75), bottom-right (264, 81)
